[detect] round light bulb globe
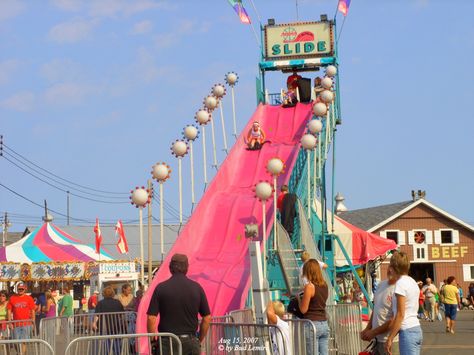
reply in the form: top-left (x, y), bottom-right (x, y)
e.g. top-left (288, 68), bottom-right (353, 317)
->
top-left (172, 140), bottom-right (188, 157)
top-left (321, 77), bottom-right (333, 89)
top-left (308, 119), bottom-right (323, 134)
top-left (326, 65), bottom-right (337, 77)
top-left (321, 90), bottom-right (334, 103)
top-left (313, 102), bottom-right (328, 117)
top-left (152, 164), bottom-right (170, 181)
top-left (226, 72), bottom-right (238, 85)
top-left (204, 96), bottom-right (218, 110)
top-left (267, 158), bottom-right (284, 175)
top-left (131, 188), bottom-right (149, 207)
top-left (212, 84), bottom-right (226, 98)
top-left (255, 182), bottom-right (273, 201)
top-left (301, 134), bottom-right (317, 150)
top-left (184, 125), bottom-right (198, 141)
top-left (196, 110), bottom-right (210, 125)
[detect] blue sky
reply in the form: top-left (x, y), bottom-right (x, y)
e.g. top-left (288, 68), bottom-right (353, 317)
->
top-left (1, 0), bottom-right (473, 232)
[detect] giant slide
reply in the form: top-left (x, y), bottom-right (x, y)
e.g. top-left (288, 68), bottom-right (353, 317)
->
top-left (137, 103), bottom-right (313, 332)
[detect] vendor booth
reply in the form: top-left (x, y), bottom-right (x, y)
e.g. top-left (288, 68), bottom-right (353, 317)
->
top-left (0, 220), bottom-right (138, 306)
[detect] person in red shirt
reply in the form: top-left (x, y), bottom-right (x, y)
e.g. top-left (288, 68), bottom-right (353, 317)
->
top-left (286, 70), bottom-right (302, 91)
top-left (7, 282), bottom-right (36, 354)
top-left (277, 185), bottom-right (289, 212)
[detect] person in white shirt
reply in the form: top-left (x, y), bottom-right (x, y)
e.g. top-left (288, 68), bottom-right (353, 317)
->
top-left (421, 278), bottom-right (438, 322)
top-left (385, 251), bottom-right (422, 355)
top-left (300, 251), bottom-right (327, 287)
top-left (361, 266), bottom-right (399, 355)
top-left (266, 300), bottom-right (291, 355)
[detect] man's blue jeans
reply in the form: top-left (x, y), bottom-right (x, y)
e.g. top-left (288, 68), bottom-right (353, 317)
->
top-left (399, 326), bottom-right (422, 355)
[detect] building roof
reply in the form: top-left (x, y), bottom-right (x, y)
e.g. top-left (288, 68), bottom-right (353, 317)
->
top-left (4, 232), bottom-right (23, 245)
top-left (338, 201), bottom-right (413, 231)
top-left (24, 224), bottom-right (180, 264)
top-left (338, 199), bottom-right (474, 233)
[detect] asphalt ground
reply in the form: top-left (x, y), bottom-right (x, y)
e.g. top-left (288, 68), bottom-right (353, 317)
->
top-left (421, 310), bottom-right (474, 355)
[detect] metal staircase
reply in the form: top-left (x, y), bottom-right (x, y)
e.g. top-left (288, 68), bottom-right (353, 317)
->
top-left (275, 220), bottom-right (301, 296)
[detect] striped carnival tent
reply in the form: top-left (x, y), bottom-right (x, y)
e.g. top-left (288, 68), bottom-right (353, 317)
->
top-left (0, 222), bottom-right (112, 263)
top-left (314, 199), bottom-right (396, 268)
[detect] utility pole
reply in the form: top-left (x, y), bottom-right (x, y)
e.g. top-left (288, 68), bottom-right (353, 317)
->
top-left (147, 180), bottom-right (153, 285)
top-left (2, 212), bottom-right (11, 247)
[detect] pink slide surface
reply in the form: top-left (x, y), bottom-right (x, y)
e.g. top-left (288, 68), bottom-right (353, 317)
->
top-left (137, 102), bottom-right (313, 332)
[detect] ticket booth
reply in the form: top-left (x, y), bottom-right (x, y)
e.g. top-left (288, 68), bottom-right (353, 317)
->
top-left (90, 262), bottom-right (139, 298)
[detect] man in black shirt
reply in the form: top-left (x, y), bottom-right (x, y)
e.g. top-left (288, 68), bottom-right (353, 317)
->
top-left (147, 253), bottom-right (211, 355)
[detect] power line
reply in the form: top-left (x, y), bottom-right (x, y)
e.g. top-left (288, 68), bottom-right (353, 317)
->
top-left (2, 150), bottom-right (126, 199)
top-left (2, 155), bottom-right (129, 205)
top-left (2, 143), bottom-right (184, 210)
top-left (1, 143), bottom-right (129, 195)
top-left (0, 181), bottom-right (92, 223)
top-left (152, 195), bottom-right (185, 220)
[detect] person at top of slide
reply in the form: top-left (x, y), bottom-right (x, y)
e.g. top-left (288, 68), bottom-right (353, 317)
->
top-left (287, 69), bottom-right (302, 91)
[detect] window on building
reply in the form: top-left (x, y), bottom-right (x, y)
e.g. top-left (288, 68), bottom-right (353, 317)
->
top-left (441, 230), bottom-right (453, 244)
top-left (386, 231), bottom-right (398, 244)
top-left (414, 245), bottom-right (428, 261)
top-left (416, 248), bottom-right (425, 259)
top-left (462, 264), bottom-right (474, 281)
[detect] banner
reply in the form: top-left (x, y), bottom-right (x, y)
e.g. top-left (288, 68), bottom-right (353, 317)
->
top-left (31, 262), bottom-right (85, 281)
top-left (264, 21), bottom-right (334, 61)
top-left (0, 260), bottom-right (135, 281)
top-left (0, 263), bottom-right (22, 281)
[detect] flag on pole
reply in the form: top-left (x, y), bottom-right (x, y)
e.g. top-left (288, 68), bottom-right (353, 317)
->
top-left (228, 0), bottom-right (251, 24)
top-left (94, 218), bottom-right (102, 254)
top-left (115, 220), bottom-right (129, 254)
top-left (338, 0), bottom-right (351, 16)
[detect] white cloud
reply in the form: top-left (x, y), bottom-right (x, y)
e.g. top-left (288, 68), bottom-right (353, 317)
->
top-left (40, 58), bottom-right (82, 83)
top-left (1, 91), bottom-right (35, 112)
top-left (0, 59), bottom-right (19, 85)
top-left (0, 0), bottom-right (26, 22)
top-left (414, 0), bottom-right (430, 8)
top-left (154, 33), bottom-right (177, 48)
top-left (48, 18), bottom-right (99, 43)
top-left (154, 19), bottom-right (210, 48)
top-left (89, 0), bottom-right (170, 18)
top-left (131, 20), bottom-right (153, 35)
top-left (44, 82), bottom-right (97, 105)
top-left (50, 0), bottom-right (82, 11)
top-left (108, 47), bottom-right (173, 96)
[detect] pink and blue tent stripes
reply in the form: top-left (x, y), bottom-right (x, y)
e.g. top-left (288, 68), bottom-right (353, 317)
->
top-left (0, 223), bottom-right (112, 263)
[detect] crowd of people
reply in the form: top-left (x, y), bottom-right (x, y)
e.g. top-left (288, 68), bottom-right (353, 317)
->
top-left (0, 281), bottom-right (143, 353)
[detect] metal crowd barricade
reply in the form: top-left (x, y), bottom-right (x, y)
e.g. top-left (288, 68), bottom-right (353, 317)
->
top-left (69, 311), bottom-right (137, 338)
top-left (211, 315), bottom-right (234, 323)
top-left (326, 304), bottom-right (363, 355)
top-left (203, 322), bottom-right (287, 355)
top-left (0, 319), bottom-right (37, 338)
top-left (65, 332), bottom-right (182, 355)
top-left (229, 309), bottom-right (254, 323)
top-left (286, 318), bottom-right (317, 355)
top-left (0, 338), bottom-right (54, 355)
top-left (38, 311), bottom-right (137, 353)
top-left (39, 316), bottom-right (70, 354)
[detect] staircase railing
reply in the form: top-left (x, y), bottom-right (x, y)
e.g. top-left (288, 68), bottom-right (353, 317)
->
top-left (275, 220), bottom-right (301, 296)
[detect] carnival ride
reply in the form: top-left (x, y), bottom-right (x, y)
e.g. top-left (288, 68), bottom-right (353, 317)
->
top-left (136, 17), bottom-right (396, 333)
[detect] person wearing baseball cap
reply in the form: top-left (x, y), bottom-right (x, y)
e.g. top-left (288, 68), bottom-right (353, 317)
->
top-left (7, 282), bottom-right (36, 354)
top-left (147, 253), bottom-right (211, 355)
